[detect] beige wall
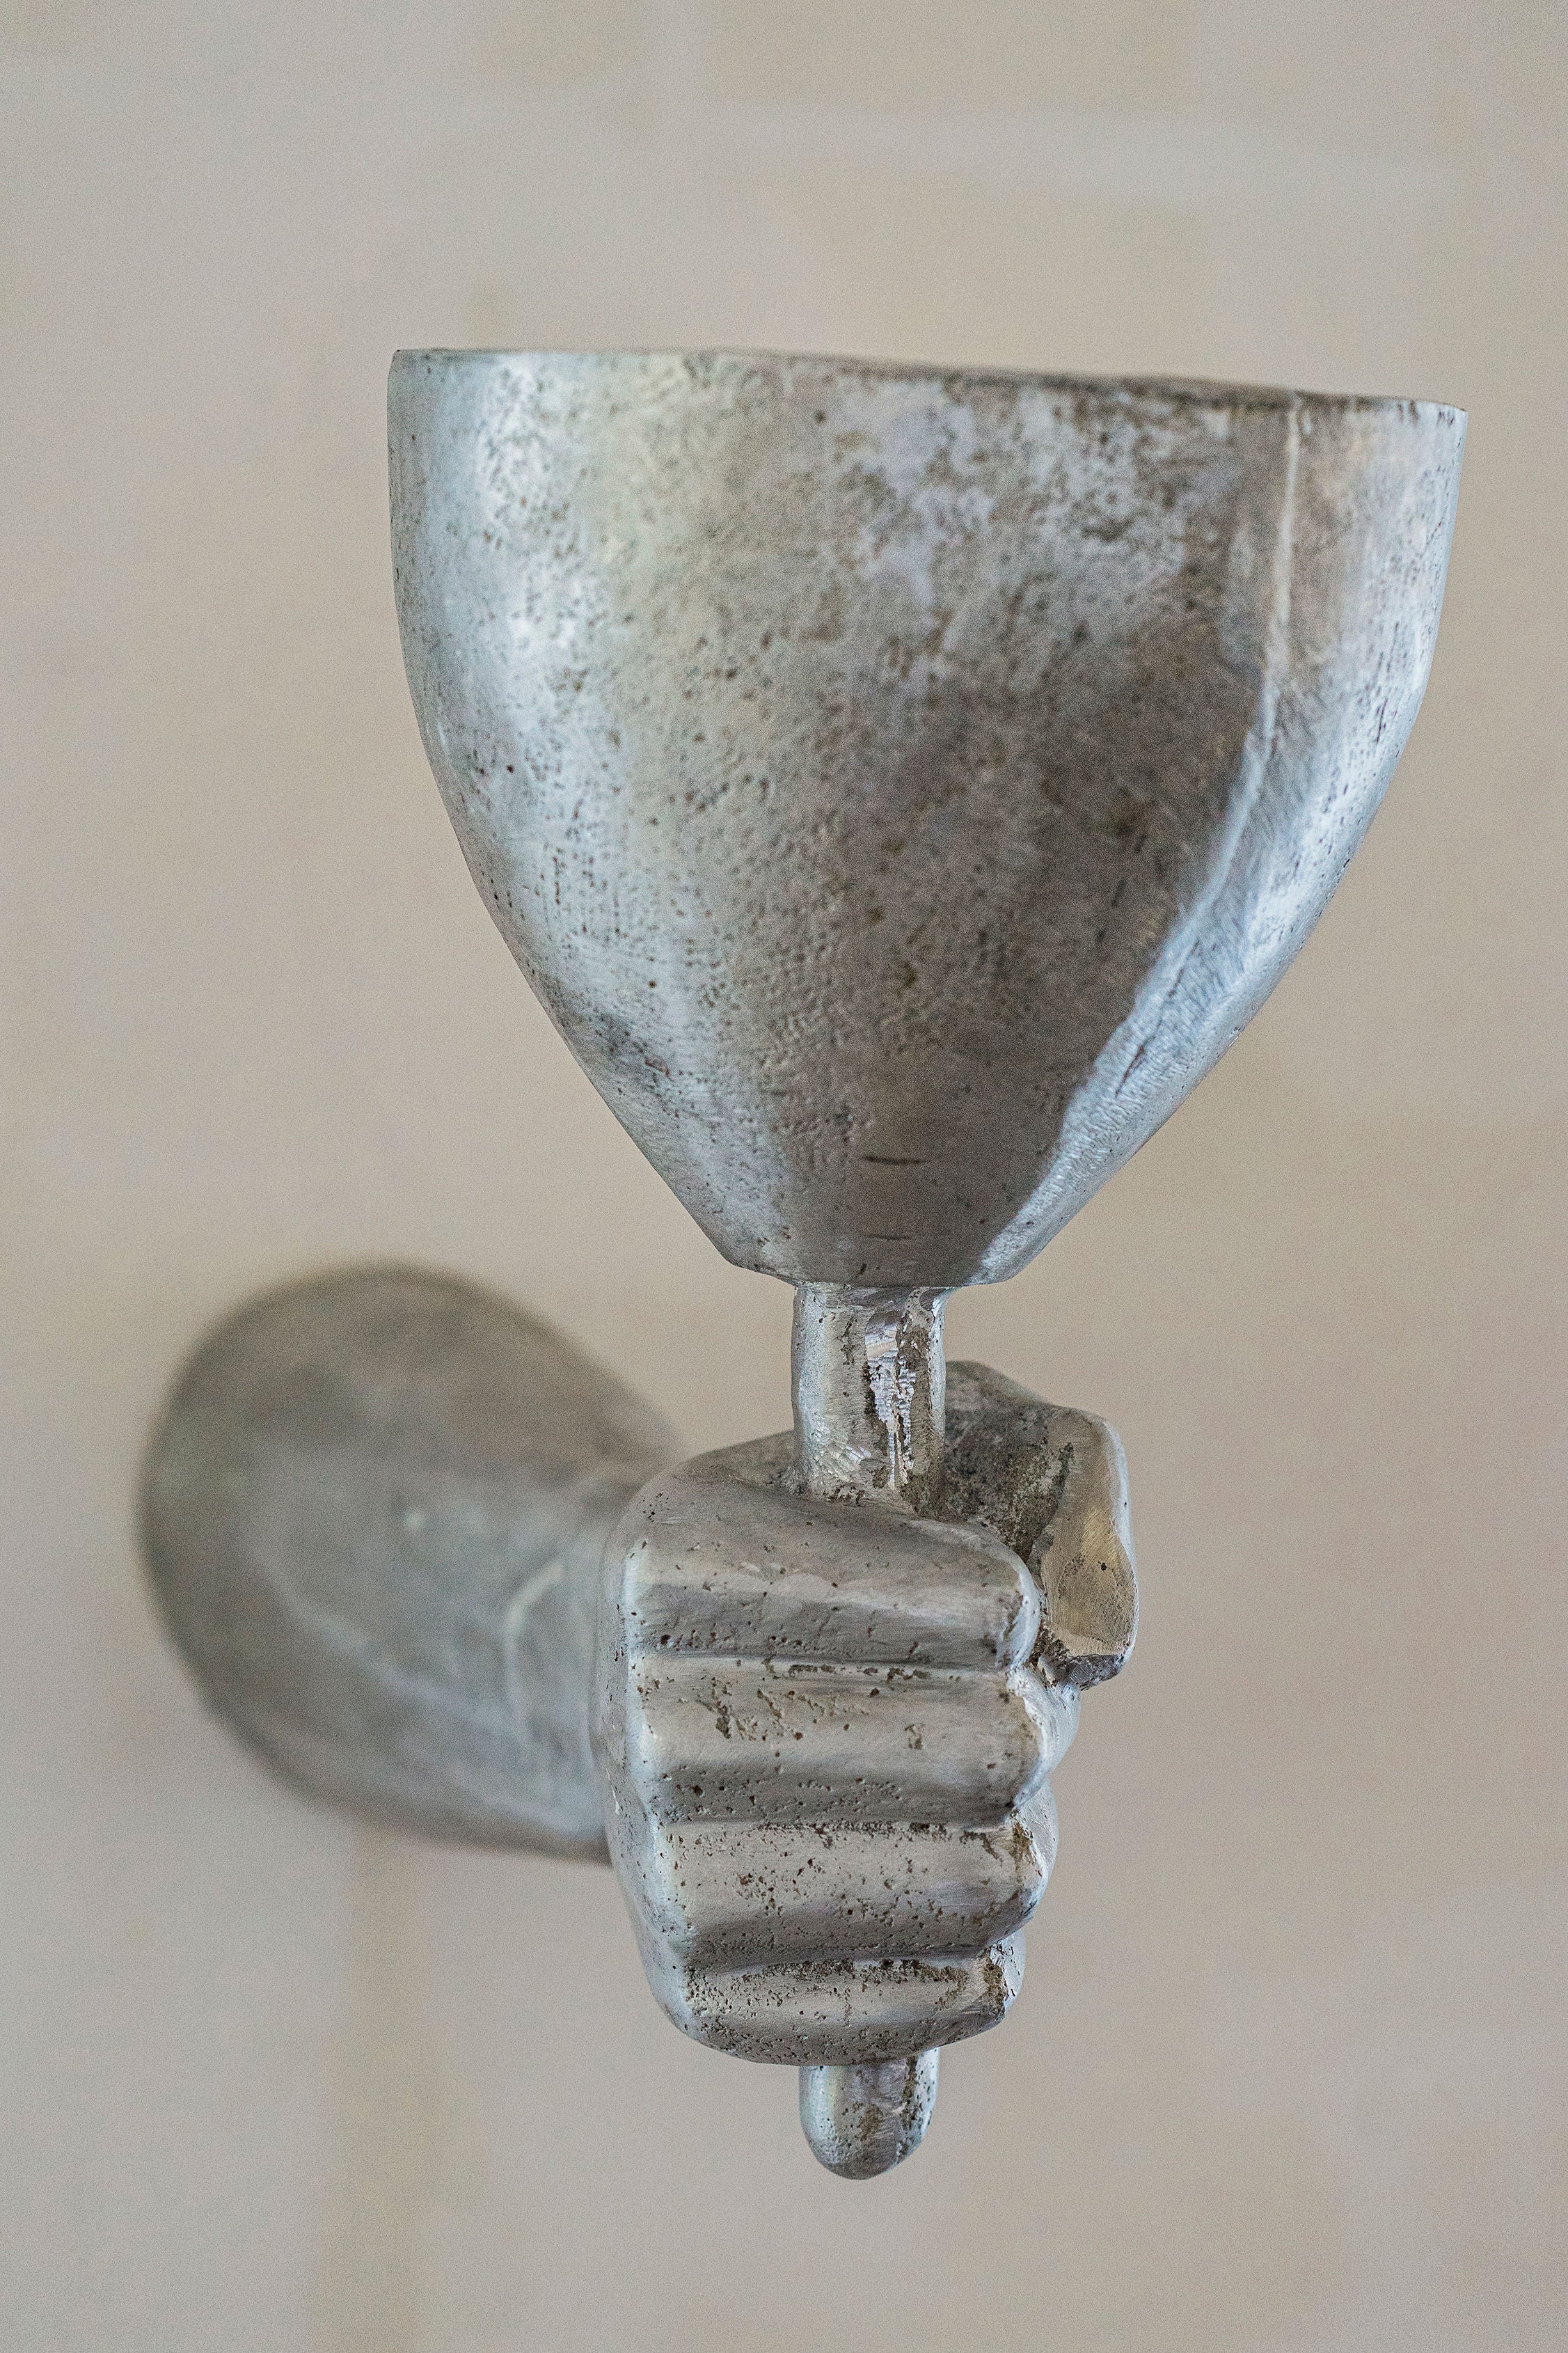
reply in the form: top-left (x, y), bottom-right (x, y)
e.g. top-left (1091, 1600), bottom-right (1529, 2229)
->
top-left (4, 3), bottom-right (1565, 2347)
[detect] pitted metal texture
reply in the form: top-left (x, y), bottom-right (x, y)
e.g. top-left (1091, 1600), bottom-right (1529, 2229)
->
top-left (391, 349), bottom-right (1463, 1289)
top-left (592, 1360), bottom-right (1134, 2067)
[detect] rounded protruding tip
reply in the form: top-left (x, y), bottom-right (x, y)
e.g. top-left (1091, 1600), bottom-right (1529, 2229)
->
top-left (798, 2054), bottom-right (940, 2179)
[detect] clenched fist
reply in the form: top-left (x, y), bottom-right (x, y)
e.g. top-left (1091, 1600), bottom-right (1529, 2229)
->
top-left (593, 1361), bottom-right (1135, 2068)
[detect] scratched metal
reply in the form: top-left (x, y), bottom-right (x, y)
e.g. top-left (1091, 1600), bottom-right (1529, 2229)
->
top-left (390, 350), bottom-right (1464, 1291)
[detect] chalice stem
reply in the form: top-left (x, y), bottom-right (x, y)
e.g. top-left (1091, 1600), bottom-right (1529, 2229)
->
top-left (790, 1281), bottom-right (948, 2178)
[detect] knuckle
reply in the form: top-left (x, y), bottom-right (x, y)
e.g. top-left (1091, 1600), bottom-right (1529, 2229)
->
top-left (609, 1461), bottom-right (1041, 1673)
top-left (1015, 1671), bottom-right (1081, 1778)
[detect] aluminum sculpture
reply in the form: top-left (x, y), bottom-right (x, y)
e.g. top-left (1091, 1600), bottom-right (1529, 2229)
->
top-left (143, 349), bottom-right (1463, 2179)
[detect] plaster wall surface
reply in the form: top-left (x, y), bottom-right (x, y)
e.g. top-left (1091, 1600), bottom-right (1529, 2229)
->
top-left (2, 3), bottom-right (1564, 2347)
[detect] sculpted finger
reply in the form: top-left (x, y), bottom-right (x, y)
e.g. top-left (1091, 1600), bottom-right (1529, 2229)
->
top-left (610, 1438), bottom-right (1040, 1672)
top-left (944, 1362), bottom-right (1137, 1685)
top-left (633, 1817), bottom-right (1047, 1974)
top-left (628, 1658), bottom-right (1077, 1827)
top-left (654, 1939), bottom-right (1027, 2066)
top-left (1032, 1412), bottom-right (1137, 1685)
top-left (1015, 1776), bottom-right (1060, 1883)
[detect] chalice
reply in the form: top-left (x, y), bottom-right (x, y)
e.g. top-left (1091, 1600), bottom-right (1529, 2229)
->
top-left (145, 349), bottom-right (1462, 2180)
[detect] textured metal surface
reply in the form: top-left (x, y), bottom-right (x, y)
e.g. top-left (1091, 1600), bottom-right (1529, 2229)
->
top-left (141, 1266), bottom-right (675, 1855)
top-left (594, 1354), bottom-right (1134, 2077)
top-left (390, 349), bottom-right (1464, 1291)
top-left (791, 1283), bottom-right (947, 1512)
top-left (128, 348), bottom-right (1464, 2188)
top-left (799, 2052), bottom-right (940, 2181)
top-left (786, 1288), bottom-right (1132, 2172)
top-left (390, 347), bottom-right (1459, 2175)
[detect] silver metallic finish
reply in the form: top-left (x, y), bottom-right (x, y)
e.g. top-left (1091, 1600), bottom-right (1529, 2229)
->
top-left (389, 347), bottom-right (1459, 2178)
top-left (129, 348), bottom-right (1461, 2189)
top-left (141, 1266), bottom-right (674, 1855)
top-left (390, 349), bottom-right (1464, 1293)
top-left (790, 1284), bottom-right (951, 2169)
top-left (790, 1284), bottom-right (947, 1511)
top-left (592, 1361), bottom-right (1128, 2079)
top-left (800, 2051), bottom-right (940, 2182)
top-left (787, 1295), bottom-right (1137, 2170)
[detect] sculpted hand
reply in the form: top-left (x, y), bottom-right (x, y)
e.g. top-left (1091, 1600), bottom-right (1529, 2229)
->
top-left (593, 1362), bottom-right (1135, 2068)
